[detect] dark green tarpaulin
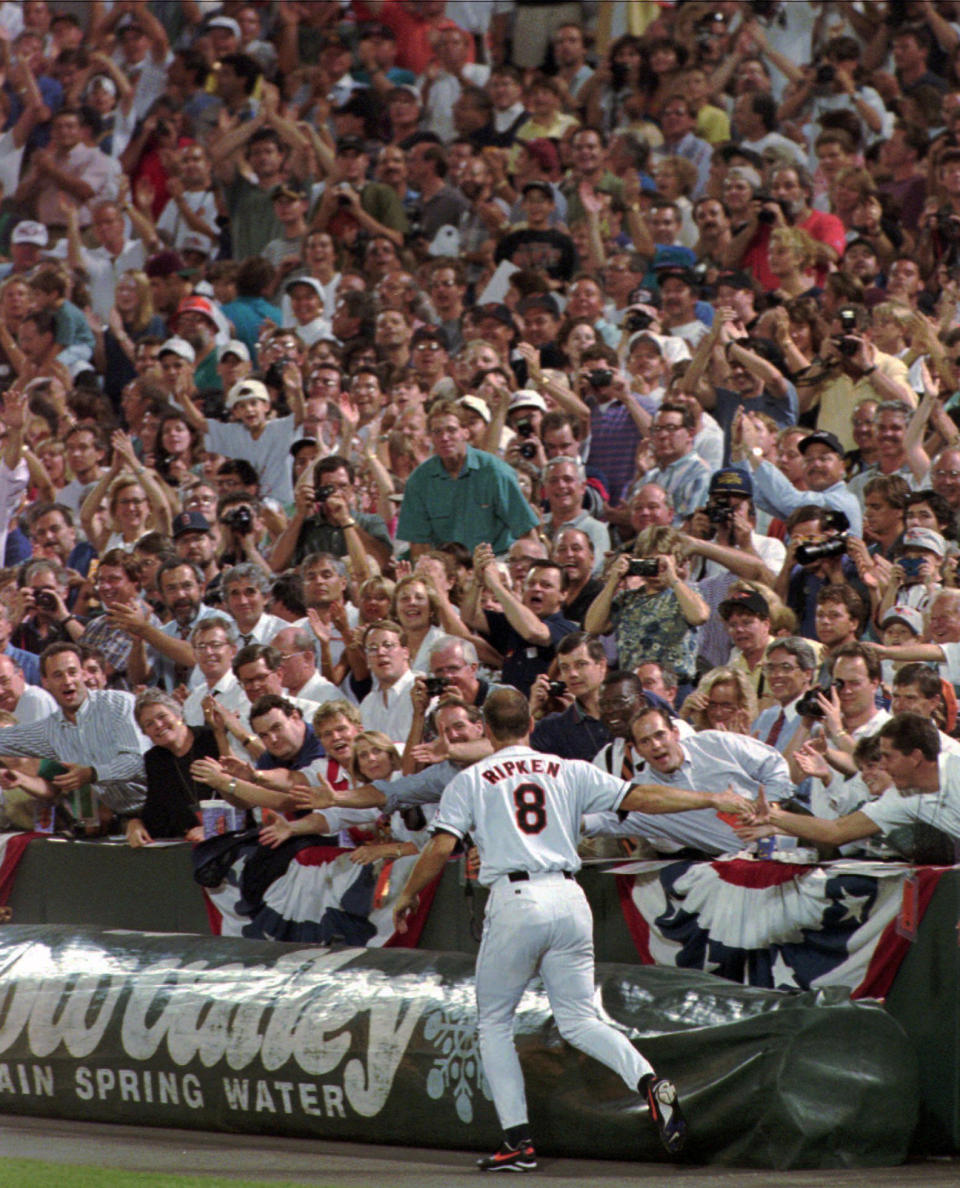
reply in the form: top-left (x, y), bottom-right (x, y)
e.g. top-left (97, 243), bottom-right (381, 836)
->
top-left (0, 925), bottom-right (917, 1168)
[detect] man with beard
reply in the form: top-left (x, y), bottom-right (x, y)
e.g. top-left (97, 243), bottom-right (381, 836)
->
top-left (121, 559), bottom-right (220, 691)
top-left (656, 266), bottom-right (710, 348)
top-left (171, 295), bottom-right (222, 392)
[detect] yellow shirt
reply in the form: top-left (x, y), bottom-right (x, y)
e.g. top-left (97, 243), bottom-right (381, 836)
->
top-left (813, 350), bottom-right (913, 452)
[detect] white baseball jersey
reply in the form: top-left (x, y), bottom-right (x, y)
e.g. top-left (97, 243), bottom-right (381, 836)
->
top-left (433, 744), bottom-right (631, 886)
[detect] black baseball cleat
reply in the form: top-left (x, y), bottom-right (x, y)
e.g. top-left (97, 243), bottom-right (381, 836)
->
top-left (645, 1076), bottom-right (687, 1155)
top-left (476, 1141), bottom-right (538, 1172)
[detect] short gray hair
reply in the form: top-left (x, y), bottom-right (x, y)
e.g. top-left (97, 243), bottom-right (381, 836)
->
top-left (764, 635), bottom-right (816, 672)
top-left (221, 562), bottom-right (271, 596)
top-left (191, 614), bottom-right (238, 647)
top-left (134, 688), bottom-right (184, 728)
top-left (543, 455), bottom-right (586, 482)
top-left (428, 633), bottom-right (478, 666)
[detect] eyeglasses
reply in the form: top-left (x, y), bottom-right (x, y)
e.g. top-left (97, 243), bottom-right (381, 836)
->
top-left (365, 640), bottom-right (401, 654)
top-left (652, 423), bottom-right (685, 434)
top-left (431, 277), bottom-right (458, 288)
top-left (414, 341), bottom-right (443, 352)
top-left (117, 497), bottom-right (147, 507)
top-left (933, 470), bottom-right (960, 480)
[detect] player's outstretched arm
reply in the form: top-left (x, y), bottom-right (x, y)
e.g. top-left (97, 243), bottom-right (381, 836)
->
top-left (621, 782), bottom-right (754, 817)
top-left (393, 831), bottom-right (458, 933)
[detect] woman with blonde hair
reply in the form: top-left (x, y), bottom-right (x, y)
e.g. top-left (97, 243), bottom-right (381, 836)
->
top-left (681, 667), bottom-right (758, 734)
top-left (391, 574), bottom-right (448, 673)
top-left (96, 270), bottom-right (166, 404)
top-left (767, 226), bottom-right (820, 301)
top-left (80, 430), bottom-right (172, 553)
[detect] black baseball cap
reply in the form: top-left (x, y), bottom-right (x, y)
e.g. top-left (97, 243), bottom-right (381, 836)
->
top-left (798, 430), bottom-right (844, 457)
top-left (336, 135), bottom-right (366, 155)
top-left (719, 590), bottom-right (770, 620)
top-left (172, 511), bottom-right (212, 539)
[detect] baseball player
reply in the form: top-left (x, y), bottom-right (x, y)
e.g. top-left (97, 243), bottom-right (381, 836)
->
top-left (394, 687), bottom-right (754, 1172)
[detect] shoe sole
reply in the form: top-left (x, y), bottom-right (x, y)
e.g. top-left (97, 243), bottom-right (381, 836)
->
top-left (648, 1079), bottom-right (687, 1155)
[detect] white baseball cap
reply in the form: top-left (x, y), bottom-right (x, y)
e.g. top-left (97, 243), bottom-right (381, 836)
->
top-left (226, 378), bottom-right (271, 409)
top-left (158, 336), bottom-right (196, 363)
top-left (11, 221), bottom-right (48, 248)
top-left (218, 339), bottom-right (251, 362)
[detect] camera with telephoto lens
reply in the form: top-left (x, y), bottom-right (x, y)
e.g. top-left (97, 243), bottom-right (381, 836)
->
top-left (514, 418), bottom-right (534, 438)
top-left (222, 505), bottom-right (254, 535)
top-left (587, 368), bottom-right (614, 389)
top-left (900, 556), bottom-right (924, 580)
top-left (336, 182), bottom-right (354, 208)
top-left (423, 676), bottom-right (449, 696)
top-left (315, 484), bottom-right (335, 502)
top-left (34, 590), bottom-right (58, 612)
top-left (625, 309), bottom-right (654, 333)
top-left (628, 557), bottom-right (660, 577)
top-left (815, 64), bottom-right (835, 86)
top-left (796, 686), bottom-right (830, 719)
top-left (833, 309), bottom-right (860, 357)
top-left (547, 680), bottom-right (567, 697)
top-left (795, 537), bottom-right (846, 565)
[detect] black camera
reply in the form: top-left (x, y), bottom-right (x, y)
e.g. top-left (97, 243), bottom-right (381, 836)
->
top-left (707, 499), bottom-right (734, 525)
top-left (316, 484), bottom-right (335, 501)
top-left (795, 537), bottom-right (846, 565)
top-left (838, 308), bottom-right (857, 332)
top-left (625, 309), bottom-right (654, 333)
top-left (547, 680), bottom-right (567, 697)
top-left (222, 506), bottom-right (254, 535)
top-left (35, 590), bottom-right (58, 611)
top-left (519, 441), bottom-right (538, 459)
top-left (628, 557), bottom-right (660, 577)
top-left (796, 687), bottom-right (828, 719)
top-left (834, 335), bottom-right (860, 357)
top-left (423, 676), bottom-right (449, 696)
top-left (514, 418), bottom-right (534, 438)
top-left (815, 64), bottom-right (836, 86)
top-left (587, 368), bottom-right (614, 389)
top-left (754, 191), bottom-right (777, 225)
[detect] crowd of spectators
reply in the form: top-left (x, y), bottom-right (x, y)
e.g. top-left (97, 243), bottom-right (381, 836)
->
top-left (2, 0), bottom-right (960, 910)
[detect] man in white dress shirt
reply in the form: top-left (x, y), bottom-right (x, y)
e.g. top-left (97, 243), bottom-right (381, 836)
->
top-left (270, 625), bottom-right (340, 705)
top-left (359, 620), bottom-right (416, 743)
top-left (221, 563), bottom-right (288, 647)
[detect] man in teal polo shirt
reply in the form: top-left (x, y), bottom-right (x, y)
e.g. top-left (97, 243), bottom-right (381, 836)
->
top-left (398, 400), bottom-right (538, 556)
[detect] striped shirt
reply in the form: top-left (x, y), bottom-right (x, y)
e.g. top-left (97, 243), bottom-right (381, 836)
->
top-left (0, 689), bottom-right (148, 814)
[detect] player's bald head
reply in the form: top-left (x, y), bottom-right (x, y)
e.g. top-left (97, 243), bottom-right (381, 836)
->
top-left (483, 687), bottom-right (531, 742)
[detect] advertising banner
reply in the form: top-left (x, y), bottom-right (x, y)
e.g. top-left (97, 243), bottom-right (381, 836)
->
top-left (0, 925), bottom-right (917, 1168)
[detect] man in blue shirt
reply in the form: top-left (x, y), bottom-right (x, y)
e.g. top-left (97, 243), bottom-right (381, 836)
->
top-left (250, 693), bottom-right (325, 772)
top-left (397, 399), bottom-right (538, 555)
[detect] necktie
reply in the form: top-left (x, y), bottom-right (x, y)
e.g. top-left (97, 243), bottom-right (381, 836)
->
top-left (240, 633), bottom-right (254, 646)
top-left (765, 709), bottom-right (786, 748)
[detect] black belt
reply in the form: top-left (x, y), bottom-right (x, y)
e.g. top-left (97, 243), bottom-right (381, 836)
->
top-left (507, 870), bottom-right (574, 882)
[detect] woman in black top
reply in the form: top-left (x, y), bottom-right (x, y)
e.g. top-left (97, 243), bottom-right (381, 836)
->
top-left (128, 690), bottom-right (223, 846)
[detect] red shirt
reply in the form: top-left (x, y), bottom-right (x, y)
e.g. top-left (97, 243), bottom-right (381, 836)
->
top-left (352, 0), bottom-right (472, 74)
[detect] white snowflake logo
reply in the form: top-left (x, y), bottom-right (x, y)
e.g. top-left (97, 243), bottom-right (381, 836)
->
top-left (423, 1003), bottom-right (492, 1123)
